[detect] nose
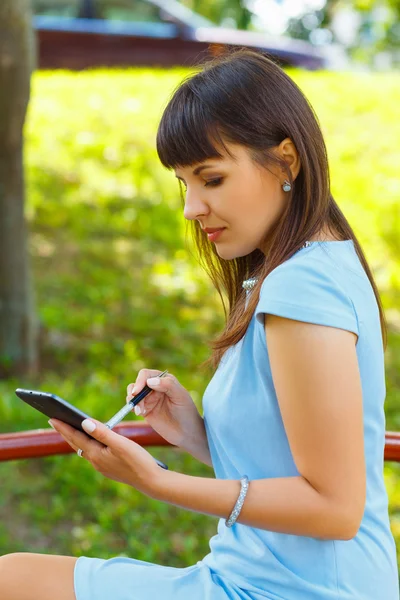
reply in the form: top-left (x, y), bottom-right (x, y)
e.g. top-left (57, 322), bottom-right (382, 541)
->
top-left (183, 188), bottom-right (209, 221)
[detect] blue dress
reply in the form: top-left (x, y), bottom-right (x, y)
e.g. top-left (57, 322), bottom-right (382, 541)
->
top-left (74, 240), bottom-right (399, 600)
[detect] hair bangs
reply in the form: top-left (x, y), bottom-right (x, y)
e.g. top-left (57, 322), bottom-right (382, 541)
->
top-left (156, 81), bottom-right (231, 170)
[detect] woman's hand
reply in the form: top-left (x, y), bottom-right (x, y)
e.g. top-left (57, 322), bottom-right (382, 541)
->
top-left (126, 369), bottom-right (206, 451)
top-left (48, 417), bottom-right (165, 497)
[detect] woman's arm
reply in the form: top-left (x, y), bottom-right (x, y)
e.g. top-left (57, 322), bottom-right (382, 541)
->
top-left (151, 315), bottom-right (366, 541)
top-left (153, 470), bottom-right (355, 540)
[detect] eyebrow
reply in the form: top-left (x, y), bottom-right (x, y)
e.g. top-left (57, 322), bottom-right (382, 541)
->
top-left (175, 164), bottom-right (217, 180)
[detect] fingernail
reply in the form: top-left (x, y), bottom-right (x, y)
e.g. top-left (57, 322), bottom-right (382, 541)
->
top-left (131, 386), bottom-right (138, 395)
top-left (134, 405), bottom-right (141, 416)
top-left (147, 377), bottom-right (160, 386)
top-left (48, 420), bottom-right (55, 429)
top-left (82, 419), bottom-right (96, 433)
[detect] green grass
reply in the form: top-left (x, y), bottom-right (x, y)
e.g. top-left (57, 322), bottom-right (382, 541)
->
top-left (0, 67), bottom-right (399, 571)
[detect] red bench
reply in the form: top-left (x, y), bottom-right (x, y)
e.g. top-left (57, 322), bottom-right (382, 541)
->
top-left (0, 424), bottom-right (399, 462)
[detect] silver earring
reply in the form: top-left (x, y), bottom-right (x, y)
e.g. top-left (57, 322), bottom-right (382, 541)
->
top-left (282, 180), bottom-right (291, 192)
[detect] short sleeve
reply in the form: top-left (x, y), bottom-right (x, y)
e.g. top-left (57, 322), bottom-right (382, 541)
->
top-left (255, 260), bottom-right (360, 336)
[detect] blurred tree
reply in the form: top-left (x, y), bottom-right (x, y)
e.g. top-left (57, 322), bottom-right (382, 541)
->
top-left (183, 0), bottom-right (252, 29)
top-left (0, 1), bottom-right (38, 377)
top-left (182, 0), bottom-right (400, 67)
top-left (285, 0), bottom-right (400, 67)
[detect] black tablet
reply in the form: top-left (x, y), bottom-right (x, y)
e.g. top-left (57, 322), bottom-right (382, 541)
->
top-left (15, 388), bottom-right (92, 434)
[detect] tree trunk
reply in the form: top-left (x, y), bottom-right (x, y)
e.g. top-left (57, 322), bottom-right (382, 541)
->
top-left (0, 1), bottom-right (38, 377)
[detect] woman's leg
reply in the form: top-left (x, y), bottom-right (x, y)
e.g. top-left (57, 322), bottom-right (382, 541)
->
top-left (0, 552), bottom-right (78, 600)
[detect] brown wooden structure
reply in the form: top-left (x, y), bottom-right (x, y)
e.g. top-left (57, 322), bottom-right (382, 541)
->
top-left (0, 424), bottom-right (399, 462)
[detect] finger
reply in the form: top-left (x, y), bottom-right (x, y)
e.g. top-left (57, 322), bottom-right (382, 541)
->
top-left (49, 418), bottom-right (104, 454)
top-left (126, 383), bottom-right (135, 397)
top-left (139, 374), bottom-right (176, 414)
top-left (126, 390), bottom-right (155, 414)
top-left (134, 399), bottom-right (147, 416)
top-left (53, 429), bottom-right (80, 453)
top-left (127, 368), bottom-right (165, 396)
top-left (63, 439), bottom-right (80, 454)
top-left (80, 418), bottom-right (127, 453)
top-left (146, 373), bottom-right (174, 397)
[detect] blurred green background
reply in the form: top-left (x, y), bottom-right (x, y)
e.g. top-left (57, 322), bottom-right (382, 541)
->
top-left (0, 67), bottom-right (399, 570)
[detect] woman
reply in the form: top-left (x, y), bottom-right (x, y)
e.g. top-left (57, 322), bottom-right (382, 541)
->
top-left (1, 49), bottom-right (398, 599)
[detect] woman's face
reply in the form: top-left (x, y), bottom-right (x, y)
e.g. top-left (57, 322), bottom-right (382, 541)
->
top-left (174, 139), bottom-right (299, 259)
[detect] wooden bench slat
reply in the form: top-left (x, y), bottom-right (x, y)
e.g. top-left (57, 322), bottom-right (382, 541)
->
top-left (0, 422), bottom-right (172, 461)
top-left (0, 425), bottom-right (399, 462)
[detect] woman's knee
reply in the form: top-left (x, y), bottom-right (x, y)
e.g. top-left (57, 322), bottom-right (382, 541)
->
top-left (0, 554), bottom-right (25, 596)
top-left (0, 552), bottom-right (21, 578)
top-left (0, 552), bottom-right (78, 600)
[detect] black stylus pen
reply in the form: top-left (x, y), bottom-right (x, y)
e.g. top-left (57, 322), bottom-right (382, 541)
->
top-left (104, 370), bottom-right (169, 469)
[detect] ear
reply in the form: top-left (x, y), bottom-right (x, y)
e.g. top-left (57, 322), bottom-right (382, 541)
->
top-left (277, 137), bottom-right (301, 181)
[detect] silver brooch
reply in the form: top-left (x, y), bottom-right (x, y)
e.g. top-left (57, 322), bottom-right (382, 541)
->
top-left (242, 241), bottom-right (312, 290)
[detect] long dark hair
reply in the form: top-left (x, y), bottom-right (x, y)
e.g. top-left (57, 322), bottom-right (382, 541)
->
top-left (156, 48), bottom-right (387, 371)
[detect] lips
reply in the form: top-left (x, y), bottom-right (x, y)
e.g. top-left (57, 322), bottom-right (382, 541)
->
top-left (206, 228), bottom-right (225, 242)
top-left (203, 227), bottom-right (225, 233)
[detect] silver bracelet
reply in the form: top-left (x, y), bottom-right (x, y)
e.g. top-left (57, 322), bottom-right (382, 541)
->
top-left (225, 475), bottom-right (249, 528)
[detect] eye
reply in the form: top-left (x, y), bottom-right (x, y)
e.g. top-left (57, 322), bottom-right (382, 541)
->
top-left (204, 178), bottom-right (223, 187)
